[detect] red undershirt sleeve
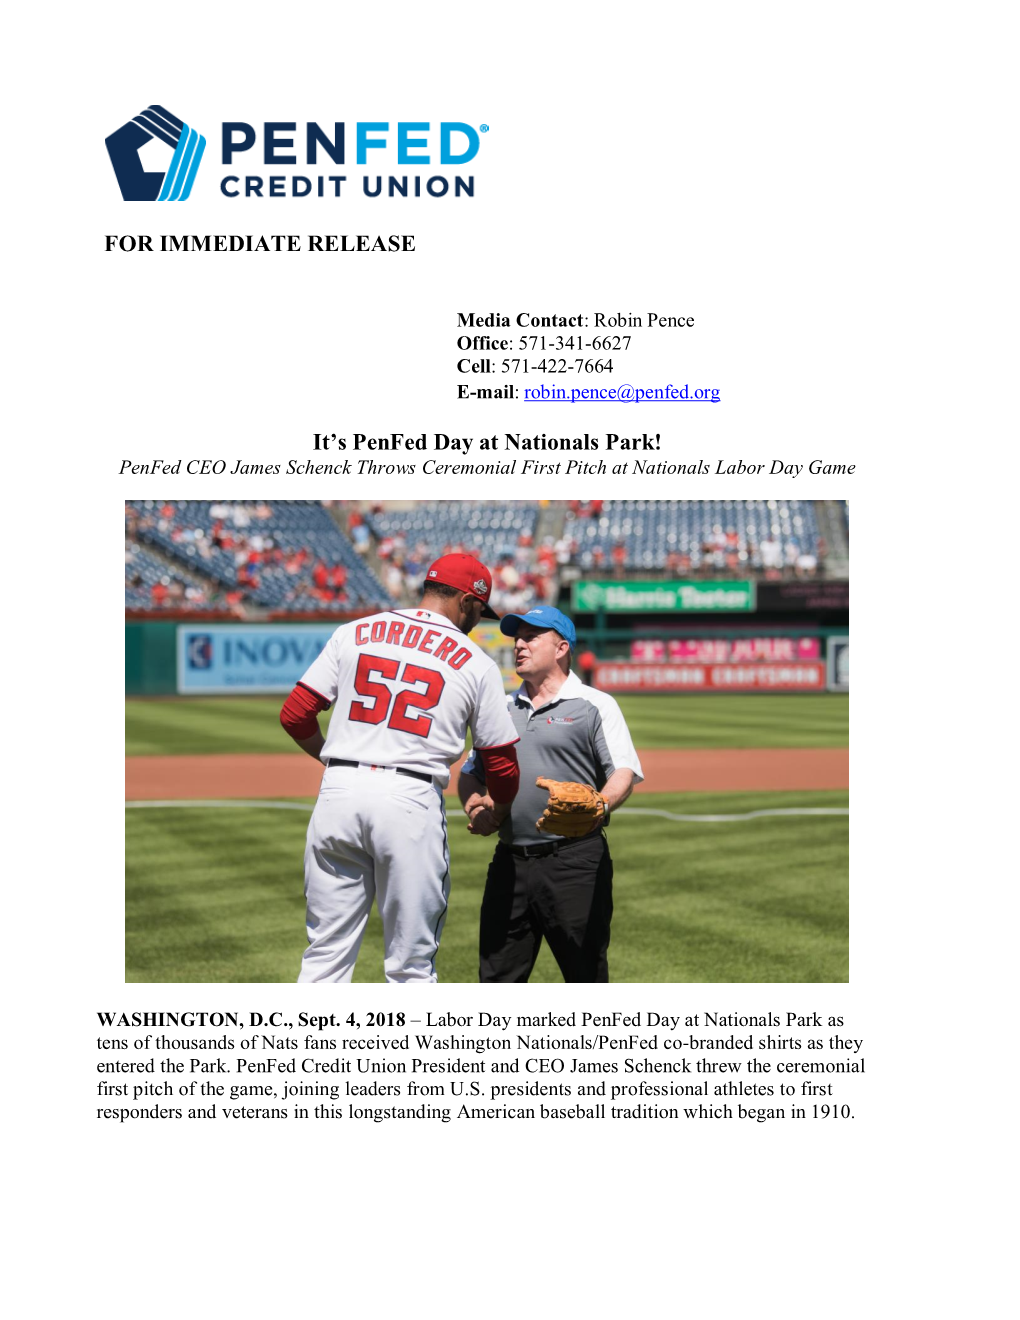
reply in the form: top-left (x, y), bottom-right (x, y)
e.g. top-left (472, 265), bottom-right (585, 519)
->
top-left (477, 744), bottom-right (520, 804)
top-left (280, 682), bottom-right (331, 742)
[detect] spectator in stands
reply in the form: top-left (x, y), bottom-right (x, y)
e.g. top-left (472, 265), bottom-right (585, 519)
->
top-left (403, 542), bottom-right (426, 582)
top-left (497, 557), bottom-right (520, 591)
top-left (383, 562), bottom-right (404, 600)
top-left (577, 647), bottom-right (598, 686)
top-left (760, 537), bottom-right (783, 576)
top-left (349, 512), bottom-right (371, 554)
top-left (611, 540), bottom-right (627, 576)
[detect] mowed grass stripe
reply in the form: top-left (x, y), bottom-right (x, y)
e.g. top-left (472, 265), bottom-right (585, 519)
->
top-left (126, 693), bottom-right (849, 757)
top-left (126, 790), bottom-right (848, 983)
top-left (126, 698), bottom-right (298, 756)
top-left (619, 694), bottom-right (847, 749)
top-left (125, 787), bottom-right (850, 817)
top-left (126, 809), bottom-right (304, 982)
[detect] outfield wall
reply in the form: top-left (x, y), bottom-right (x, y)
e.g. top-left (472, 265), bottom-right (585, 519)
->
top-left (126, 621), bottom-right (176, 695)
top-left (127, 618), bottom-right (850, 696)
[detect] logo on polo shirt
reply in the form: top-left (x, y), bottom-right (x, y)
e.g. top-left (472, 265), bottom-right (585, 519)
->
top-left (547, 716), bottom-right (575, 724)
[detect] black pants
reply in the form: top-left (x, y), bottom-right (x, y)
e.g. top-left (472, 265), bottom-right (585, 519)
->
top-left (479, 833), bottom-right (613, 983)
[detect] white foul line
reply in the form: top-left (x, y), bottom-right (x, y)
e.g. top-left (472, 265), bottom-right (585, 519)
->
top-left (126, 800), bottom-right (848, 823)
top-left (608, 806), bottom-right (848, 823)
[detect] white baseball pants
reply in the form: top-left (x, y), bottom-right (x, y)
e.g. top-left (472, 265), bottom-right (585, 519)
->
top-left (298, 763), bottom-right (451, 983)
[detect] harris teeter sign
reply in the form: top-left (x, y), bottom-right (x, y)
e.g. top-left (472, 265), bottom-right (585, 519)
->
top-left (572, 580), bottom-right (756, 613)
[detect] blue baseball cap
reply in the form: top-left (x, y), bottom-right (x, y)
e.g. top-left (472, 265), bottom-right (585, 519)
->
top-left (499, 606), bottom-right (577, 649)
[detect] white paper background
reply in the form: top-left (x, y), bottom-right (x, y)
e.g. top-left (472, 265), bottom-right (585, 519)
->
top-left (6, 2), bottom-right (1012, 1317)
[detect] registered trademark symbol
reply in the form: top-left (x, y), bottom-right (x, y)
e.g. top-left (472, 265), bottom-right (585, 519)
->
top-left (480, 124), bottom-right (490, 133)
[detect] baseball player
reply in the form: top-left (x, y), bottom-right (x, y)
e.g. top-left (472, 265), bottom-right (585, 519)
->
top-left (279, 553), bottom-right (520, 983)
top-left (458, 606), bottom-right (643, 982)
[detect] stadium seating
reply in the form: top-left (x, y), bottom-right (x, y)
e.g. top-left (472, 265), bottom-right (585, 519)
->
top-left (364, 502), bottom-right (538, 560)
top-left (127, 501), bottom-right (391, 612)
top-left (362, 502), bottom-right (549, 611)
top-left (563, 499), bottom-right (822, 572)
top-left (125, 543), bottom-right (220, 611)
top-left (126, 500), bottom-right (842, 614)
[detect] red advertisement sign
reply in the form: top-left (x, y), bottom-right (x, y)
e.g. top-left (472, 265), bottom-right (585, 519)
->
top-left (595, 661), bottom-right (827, 692)
top-left (630, 637), bottom-right (821, 663)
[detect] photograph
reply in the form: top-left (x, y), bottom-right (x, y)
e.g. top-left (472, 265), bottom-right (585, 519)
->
top-left (125, 496), bottom-right (849, 984)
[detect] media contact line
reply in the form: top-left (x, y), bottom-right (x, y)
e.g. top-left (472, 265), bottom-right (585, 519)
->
top-left (522, 384), bottom-right (721, 403)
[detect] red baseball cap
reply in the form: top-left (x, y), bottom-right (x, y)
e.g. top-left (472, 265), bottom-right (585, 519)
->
top-left (425, 553), bottom-right (499, 619)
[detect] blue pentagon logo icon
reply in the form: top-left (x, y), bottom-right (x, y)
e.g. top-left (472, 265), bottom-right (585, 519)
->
top-left (106, 105), bottom-right (206, 201)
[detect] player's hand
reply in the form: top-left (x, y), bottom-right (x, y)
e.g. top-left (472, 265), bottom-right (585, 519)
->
top-left (463, 792), bottom-right (491, 817)
top-left (467, 808), bottom-right (502, 836)
top-left (465, 793), bottom-right (499, 835)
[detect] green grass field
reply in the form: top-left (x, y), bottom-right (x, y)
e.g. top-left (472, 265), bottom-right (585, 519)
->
top-left (125, 791), bottom-right (848, 984)
top-left (125, 691), bottom-right (848, 984)
top-left (126, 693), bottom-right (848, 756)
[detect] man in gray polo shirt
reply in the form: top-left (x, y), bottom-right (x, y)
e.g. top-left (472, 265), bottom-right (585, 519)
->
top-left (459, 606), bottom-right (644, 982)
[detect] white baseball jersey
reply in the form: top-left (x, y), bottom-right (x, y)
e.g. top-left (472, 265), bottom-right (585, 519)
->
top-left (299, 608), bottom-right (518, 787)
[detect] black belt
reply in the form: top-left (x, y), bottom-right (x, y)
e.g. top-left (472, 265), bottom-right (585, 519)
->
top-left (502, 833), bottom-right (601, 859)
top-left (327, 758), bottom-right (432, 784)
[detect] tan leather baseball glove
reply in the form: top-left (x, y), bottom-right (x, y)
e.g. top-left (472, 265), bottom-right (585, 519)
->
top-left (535, 777), bottom-right (607, 838)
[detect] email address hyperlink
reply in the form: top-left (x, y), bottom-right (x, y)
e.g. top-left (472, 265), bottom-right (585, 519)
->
top-left (524, 384), bottom-right (720, 402)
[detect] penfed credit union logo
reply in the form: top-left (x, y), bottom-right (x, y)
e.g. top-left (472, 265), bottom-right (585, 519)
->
top-left (106, 113), bottom-right (482, 200)
top-left (106, 105), bottom-right (207, 201)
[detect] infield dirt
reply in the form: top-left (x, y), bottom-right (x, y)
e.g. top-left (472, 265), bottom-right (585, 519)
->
top-left (125, 747), bottom-right (849, 800)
